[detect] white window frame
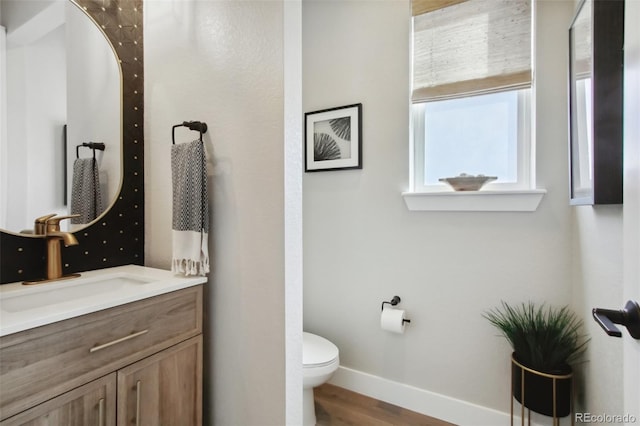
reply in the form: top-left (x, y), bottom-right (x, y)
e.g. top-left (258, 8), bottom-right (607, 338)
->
top-left (404, 89), bottom-right (545, 212)
top-left (411, 89), bottom-right (533, 193)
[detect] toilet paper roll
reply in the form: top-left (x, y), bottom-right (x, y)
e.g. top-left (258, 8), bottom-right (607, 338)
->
top-left (380, 307), bottom-right (406, 334)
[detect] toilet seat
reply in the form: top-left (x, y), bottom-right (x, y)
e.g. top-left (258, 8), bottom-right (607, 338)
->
top-left (303, 332), bottom-right (339, 368)
top-left (302, 332), bottom-right (340, 426)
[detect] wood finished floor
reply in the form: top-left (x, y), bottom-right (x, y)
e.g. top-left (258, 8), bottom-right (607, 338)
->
top-left (314, 384), bottom-right (456, 426)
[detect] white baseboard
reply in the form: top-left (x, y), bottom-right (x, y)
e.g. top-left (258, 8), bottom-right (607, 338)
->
top-left (328, 366), bottom-right (550, 426)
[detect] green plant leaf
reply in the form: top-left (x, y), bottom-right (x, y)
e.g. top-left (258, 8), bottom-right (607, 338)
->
top-left (483, 301), bottom-right (589, 372)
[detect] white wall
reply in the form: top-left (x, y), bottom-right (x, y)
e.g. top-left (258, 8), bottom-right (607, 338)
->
top-left (303, 0), bottom-right (578, 421)
top-left (572, 207), bottom-right (623, 416)
top-left (284, 1), bottom-right (304, 423)
top-left (144, 1), bottom-right (290, 424)
top-left (5, 22), bottom-right (66, 231)
top-left (2, 0), bottom-right (66, 231)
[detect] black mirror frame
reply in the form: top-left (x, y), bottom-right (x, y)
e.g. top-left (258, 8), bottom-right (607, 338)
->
top-left (568, 0), bottom-right (624, 205)
top-left (0, 0), bottom-right (145, 284)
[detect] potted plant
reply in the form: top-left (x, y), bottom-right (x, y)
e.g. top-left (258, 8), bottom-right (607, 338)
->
top-left (484, 301), bottom-right (589, 418)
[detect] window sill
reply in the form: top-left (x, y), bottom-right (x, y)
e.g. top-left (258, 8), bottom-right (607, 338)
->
top-left (401, 189), bottom-right (547, 212)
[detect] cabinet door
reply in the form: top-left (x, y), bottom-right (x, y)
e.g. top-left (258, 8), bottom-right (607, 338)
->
top-left (117, 336), bottom-right (202, 426)
top-left (0, 374), bottom-right (116, 426)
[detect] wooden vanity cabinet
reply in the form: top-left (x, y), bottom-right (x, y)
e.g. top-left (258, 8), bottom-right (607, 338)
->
top-left (0, 286), bottom-right (203, 426)
top-left (118, 336), bottom-right (202, 425)
top-left (0, 374), bottom-right (117, 426)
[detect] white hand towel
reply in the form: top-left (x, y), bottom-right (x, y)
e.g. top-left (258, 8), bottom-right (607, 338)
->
top-left (171, 140), bottom-right (209, 276)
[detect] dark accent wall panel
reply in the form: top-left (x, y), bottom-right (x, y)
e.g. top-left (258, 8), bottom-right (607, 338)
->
top-left (0, 0), bottom-right (144, 284)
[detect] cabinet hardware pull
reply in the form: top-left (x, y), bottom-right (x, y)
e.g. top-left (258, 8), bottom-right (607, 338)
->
top-left (98, 398), bottom-right (105, 426)
top-left (135, 380), bottom-right (142, 426)
top-left (89, 330), bottom-right (149, 353)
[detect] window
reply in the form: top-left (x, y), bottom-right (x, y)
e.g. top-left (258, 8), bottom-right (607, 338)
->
top-left (413, 88), bottom-right (531, 192)
top-left (410, 0), bottom-right (534, 194)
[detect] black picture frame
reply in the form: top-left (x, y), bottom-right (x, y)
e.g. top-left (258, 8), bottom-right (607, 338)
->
top-left (568, 0), bottom-right (624, 205)
top-left (305, 103), bottom-right (362, 172)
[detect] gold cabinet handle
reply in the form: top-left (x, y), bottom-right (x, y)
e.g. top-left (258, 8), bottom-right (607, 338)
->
top-left (98, 398), bottom-right (105, 426)
top-left (135, 380), bottom-right (142, 426)
top-left (89, 329), bottom-right (149, 353)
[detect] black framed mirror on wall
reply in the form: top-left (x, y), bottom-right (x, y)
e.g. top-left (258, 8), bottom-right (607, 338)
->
top-left (0, 0), bottom-right (144, 284)
top-left (568, 0), bottom-right (624, 205)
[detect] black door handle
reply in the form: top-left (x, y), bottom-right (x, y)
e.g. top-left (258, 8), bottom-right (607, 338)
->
top-left (592, 300), bottom-right (640, 339)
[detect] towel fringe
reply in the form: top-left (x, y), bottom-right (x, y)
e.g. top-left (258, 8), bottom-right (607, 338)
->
top-left (172, 257), bottom-right (209, 277)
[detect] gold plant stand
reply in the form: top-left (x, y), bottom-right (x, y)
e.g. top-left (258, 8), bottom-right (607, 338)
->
top-left (511, 356), bottom-right (574, 426)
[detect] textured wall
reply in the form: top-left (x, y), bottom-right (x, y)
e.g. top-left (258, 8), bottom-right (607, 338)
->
top-left (144, 1), bottom-right (287, 424)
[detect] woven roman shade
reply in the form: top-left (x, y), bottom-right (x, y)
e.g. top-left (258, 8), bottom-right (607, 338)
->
top-left (412, 0), bottom-right (469, 16)
top-left (412, 0), bottom-right (532, 103)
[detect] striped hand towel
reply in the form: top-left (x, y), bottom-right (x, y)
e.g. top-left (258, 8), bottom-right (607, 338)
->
top-left (171, 140), bottom-right (209, 276)
top-left (70, 158), bottom-right (103, 224)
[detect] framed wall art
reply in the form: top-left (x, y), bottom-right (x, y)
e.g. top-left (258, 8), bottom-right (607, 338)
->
top-left (304, 103), bottom-right (362, 172)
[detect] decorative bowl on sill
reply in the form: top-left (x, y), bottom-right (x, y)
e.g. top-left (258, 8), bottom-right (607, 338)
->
top-left (439, 174), bottom-right (497, 191)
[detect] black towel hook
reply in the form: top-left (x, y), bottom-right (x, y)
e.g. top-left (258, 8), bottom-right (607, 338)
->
top-left (76, 142), bottom-right (106, 159)
top-left (172, 121), bottom-right (208, 145)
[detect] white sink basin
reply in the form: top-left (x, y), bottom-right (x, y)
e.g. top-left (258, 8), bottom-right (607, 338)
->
top-left (0, 265), bottom-right (207, 336)
top-left (1, 274), bottom-right (153, 313)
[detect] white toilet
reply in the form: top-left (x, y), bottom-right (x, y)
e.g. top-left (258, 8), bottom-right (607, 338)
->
top-left (303, 332), bottom-right (340, 426)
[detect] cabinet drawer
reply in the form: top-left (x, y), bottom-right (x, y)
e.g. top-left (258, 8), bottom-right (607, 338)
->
top-left (0, 285), bottom-right (202, 421)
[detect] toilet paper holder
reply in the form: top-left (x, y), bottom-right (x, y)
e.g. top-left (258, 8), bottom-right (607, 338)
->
top-left (381, 295), bottom-right (401, 311)
top-left (381, 296), bottom-right (411, 324)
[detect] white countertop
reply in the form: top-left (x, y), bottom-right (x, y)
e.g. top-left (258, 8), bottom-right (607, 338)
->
top-left (0, 265), bottom-right (207, 337)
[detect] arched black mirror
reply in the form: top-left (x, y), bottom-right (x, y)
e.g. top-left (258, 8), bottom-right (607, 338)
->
top-left (0, 0), bottom-right (144, 284)
top-left (1, 0), bottom-right (121, 232)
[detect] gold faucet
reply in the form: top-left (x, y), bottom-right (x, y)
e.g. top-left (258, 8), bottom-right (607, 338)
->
top-left (33, 213), bottom-right (57, 235)
top-left (23, 214), bottom-right (82, 285)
